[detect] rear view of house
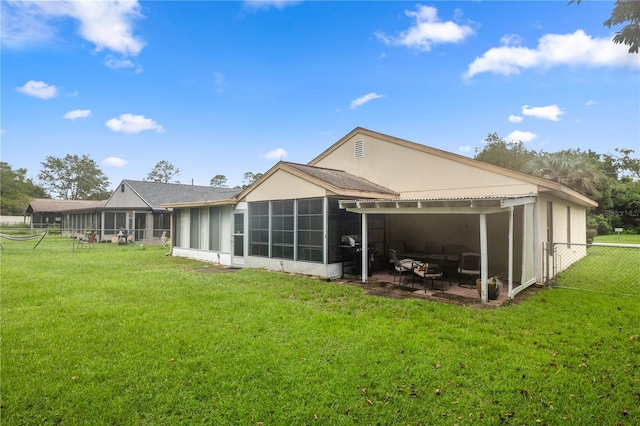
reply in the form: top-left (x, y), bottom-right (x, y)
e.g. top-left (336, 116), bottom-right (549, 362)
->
top-left (164, 128), bottom-right (597, 302)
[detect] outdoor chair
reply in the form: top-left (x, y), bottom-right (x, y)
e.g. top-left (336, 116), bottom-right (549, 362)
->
top-left (412, 261), bottom-right (444, 292)
top-left (388, 240), bottom-right (407, 270)
top-left (444, 243), bottom-right (467, 281)
top-left (78, 232), bottom-right (97, 248)
top-left (457, 252), bottom-right (480, 288)
top-left (390, 249), bottom-right (414, 284)
top-left (159, 231), bottom-right (169, 247)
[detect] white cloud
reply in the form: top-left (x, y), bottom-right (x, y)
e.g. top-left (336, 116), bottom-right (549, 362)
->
top-left (2, 0), bottom-right (145, 56)
top-left (459, 145), bottom-right (472, 153)
top-left (509, 114), bottom-right (524, 123)
top-left (464, 30), bottom-right (640, 79)
top-left (17, 80), bottom-right (58, 99)
top-left (585, 100), bottom-right (597, 106)
top-left (244, 1), bottom-right (301, 11)
top-left (263, 148), bottom-right (288, 160)
top-left (63, 109), bottom-right (91, 120)
top-left (507, 130), bottom-right (537, 143)
top-left (375, 5), bottom-right (474, 51)
top-left (105, 56), bottom-right (142, 73)
top-left (522, 104), bottom-right (564, 121)
top-left (103, 157), bottom-right (128, 167)
top-left (105, 114), bottom-right (165, 134)
top-left (500, 34), bottom-right (523, 47)
top-left (1, 1), bottom-right (57, 48)
top-left (350, 92), bottom-right (384, 110)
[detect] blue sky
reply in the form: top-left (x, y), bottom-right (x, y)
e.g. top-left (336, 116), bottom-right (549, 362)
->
top-left (2, 0), bottom-right (639, 190)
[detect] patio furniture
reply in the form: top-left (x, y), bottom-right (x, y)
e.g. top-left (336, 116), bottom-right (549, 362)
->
top-left (424, 253), bottom-right (450, 285)
top-left (390, 249), bottom-right (414, 284)
top-left (458, 252), bottom-right (481, 288)
top-left (443, 244), bottom-right (467, 281)
top-left (117, 229), bottom-right (128, 245)
top-left (388, 240), bottom-right (407, 269)
top-left (78, 232), bottom-right (97, 248)
top-left (412, 261), bottom-right (444, 292)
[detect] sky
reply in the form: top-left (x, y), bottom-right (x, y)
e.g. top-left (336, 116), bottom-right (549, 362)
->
top-left (2, 0), bottom-right (639, 191)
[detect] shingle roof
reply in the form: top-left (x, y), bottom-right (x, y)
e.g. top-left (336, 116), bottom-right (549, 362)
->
top-left (25, 198), bottom-right (106, 214)
top-left (124, 180), bottom-right (240, 208)
top-left (284, 162), bottom-right (397, 195)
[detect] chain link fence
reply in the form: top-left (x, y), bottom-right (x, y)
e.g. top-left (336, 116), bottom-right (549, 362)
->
top-left (551, 242), bottom-right (640, 296)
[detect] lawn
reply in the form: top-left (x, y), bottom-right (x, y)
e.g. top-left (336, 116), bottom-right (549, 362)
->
top-left (594, 233), bottom-right (640, 245)
top-left (1, 235), bottom-right (638, 425)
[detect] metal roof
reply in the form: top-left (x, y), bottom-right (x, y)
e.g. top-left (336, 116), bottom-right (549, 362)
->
top-left (339, 195), bottom-right (537, 211)
top-left (25, 198), bottom-right (107, 214)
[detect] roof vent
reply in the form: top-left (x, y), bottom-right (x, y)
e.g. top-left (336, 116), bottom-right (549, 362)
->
top-left (354, 139), bottom-right (364, 159)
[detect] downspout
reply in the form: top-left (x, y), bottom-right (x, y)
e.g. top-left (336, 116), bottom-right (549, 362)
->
top-left (168, 208), bottom-right (174, 255)
top-left (508, 206), bottom-right (514, 299)
top-left (361, 212), bottom-right (368, 283)
top-left (479, 213), bottom-right (488, 303)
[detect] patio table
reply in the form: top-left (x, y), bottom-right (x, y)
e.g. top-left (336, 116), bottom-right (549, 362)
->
top-left (401, 252), bottom-right (456, 285)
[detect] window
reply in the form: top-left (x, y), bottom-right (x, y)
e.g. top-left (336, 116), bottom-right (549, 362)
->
top-left (546, 201), bottom-right (554, 246)
top-left (105, 212), bottom-right (126, 233)
top-left (272, 200), bottom-right (294, 259)
top-left (298, 198), bottom-right (323, 262)
top-left (250, 201), bottom-right (269, 257)
top-left (190, 208), bottom-right (201, 249)
top-left (566, 206), bottom-right (571, 247)
top-left (174, 210), bottom-right (182, 247)
top-left (234, 213), bottom-right (244, 257)
top-left (209, 207), bottom-right (220, 251)
top-left (327, 198), bottom-right (359, 263)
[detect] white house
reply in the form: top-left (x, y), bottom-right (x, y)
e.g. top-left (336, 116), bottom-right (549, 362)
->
top-left (163, 128), bottom-right (597, 302)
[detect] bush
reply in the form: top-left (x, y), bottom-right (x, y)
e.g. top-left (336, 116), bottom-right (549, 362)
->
top-left (587, 213), bottom-right (612, 235)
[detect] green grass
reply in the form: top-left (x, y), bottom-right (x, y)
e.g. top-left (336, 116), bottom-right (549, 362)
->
top-left (594, 233), bottom-right (640, 245)
top-left (2, 236), bottom-right (639, 425)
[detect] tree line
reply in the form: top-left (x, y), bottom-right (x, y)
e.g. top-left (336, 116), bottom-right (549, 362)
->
top-left (0, 156), bottom-right (263, 215)
top-left (475, 133), bottom-right (640, 236)
top-left (2, 139), bottom-right (638, 236)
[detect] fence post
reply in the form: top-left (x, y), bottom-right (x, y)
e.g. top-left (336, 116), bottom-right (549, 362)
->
top-left (545, 241), bottom-right (550, 287)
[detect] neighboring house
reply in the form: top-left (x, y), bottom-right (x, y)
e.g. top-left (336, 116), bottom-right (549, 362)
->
top-left (163, 128), bottom-right (597, 302)
top-left (60, 180), bottom-right (239, 243)
top-left (25, 198), bottom-right (106, 230)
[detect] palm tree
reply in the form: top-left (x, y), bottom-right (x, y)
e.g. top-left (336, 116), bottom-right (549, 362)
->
top-left (527, 151), bottom-right (604, 199)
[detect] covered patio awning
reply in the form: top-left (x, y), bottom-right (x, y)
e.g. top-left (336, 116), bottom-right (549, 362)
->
top-left (338, 195), bottom-right (539, 303)
top-left (339, 195), bottom-right (537, 214)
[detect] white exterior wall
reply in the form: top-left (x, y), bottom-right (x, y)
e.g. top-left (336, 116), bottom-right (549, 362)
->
top-left (537, 194), bottom-right (589, 279)
top-left (246, 170), bottom-right (328, 201)
top-left (106, 183), bottom-right (148, 209)
top-left (313, 134), bottom-right (539, 198)
top-left (244, 257), bottom-right (340, 279)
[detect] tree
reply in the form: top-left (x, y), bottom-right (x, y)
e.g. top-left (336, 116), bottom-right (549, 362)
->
top-left (474, 133), bottom-right (538, 173)
top-left (210, 174), bottom-right (228, 187)
top-left (526, 150), bottom-right (605, 200)
top-left (604, 0), bottom-right (640, 54)
top-left (0, 162), bottom-right (48, 215)
top-left (239, 171), bottom-right (263, 189)
top-left (600, 148), bottom-right (640, 180)
top-left (572, 0), bottom-right (640, 53)
top-left (145, 160), bottom-right (180, 183)
top-left (38, 154), bottom-right (110, 200)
